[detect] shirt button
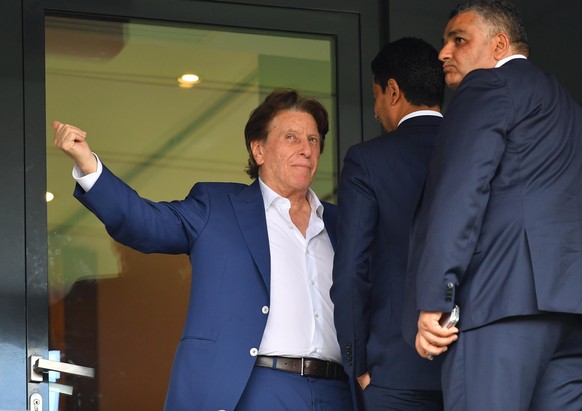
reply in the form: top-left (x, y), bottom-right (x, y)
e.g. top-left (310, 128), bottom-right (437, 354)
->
top-left (314, 312), bottom-right (319, 318)
top-left (262, 306), bottom-right (269, 314)
top-left (250, 348), bottom-right (258, 357)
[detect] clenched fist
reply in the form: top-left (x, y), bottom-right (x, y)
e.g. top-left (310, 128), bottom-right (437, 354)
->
top-left (52, 121), bottom-right (97, 175)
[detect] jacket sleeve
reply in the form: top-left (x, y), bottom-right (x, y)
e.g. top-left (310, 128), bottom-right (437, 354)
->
top-left (74, 164), bottom-right (209, 255)
top-left (331, 145), bottom-right (377, 377)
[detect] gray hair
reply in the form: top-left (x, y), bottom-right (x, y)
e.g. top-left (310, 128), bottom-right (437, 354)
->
top-left (452, 1), bottom-right (529, 56)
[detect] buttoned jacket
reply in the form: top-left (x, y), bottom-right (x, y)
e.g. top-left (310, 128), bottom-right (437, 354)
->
top-left (406, 59), bottom-right (582, 337)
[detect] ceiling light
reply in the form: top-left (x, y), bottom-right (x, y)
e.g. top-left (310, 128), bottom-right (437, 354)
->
top-left (178, 73), bottom-right (200, 88)
top-left (46, 192), bottom-right (55, 202)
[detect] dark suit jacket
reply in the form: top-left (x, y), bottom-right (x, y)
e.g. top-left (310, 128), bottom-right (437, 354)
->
top-left (74, 166), bottom-right (339, 411)
top-left (406, 58), bottom-right (582, 338)
top-left (331, 115), bottom-right (443, 390)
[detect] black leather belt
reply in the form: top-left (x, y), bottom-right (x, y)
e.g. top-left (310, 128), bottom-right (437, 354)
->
top-left (255, 355), bottom-right (347, 382)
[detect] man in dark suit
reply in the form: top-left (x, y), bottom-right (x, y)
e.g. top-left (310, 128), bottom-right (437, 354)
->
top-left (53, 90), bottom-right (354, 411)
top-left (407, 2), bottom-right (582, 410)
top-left (331, 37), bottom-right (445, 410)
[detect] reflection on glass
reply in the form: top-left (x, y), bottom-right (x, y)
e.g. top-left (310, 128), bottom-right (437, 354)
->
top-left (46, 16), bottom-right (335, 410)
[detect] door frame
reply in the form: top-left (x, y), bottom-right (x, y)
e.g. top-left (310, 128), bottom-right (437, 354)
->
top-left (0, 0), bottom-right (379, 409)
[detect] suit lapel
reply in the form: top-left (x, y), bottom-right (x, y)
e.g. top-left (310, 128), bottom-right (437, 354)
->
top-left (230, 180), bottom-right (271, 291)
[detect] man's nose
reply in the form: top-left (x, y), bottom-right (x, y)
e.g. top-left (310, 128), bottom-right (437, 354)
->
top-left (439, 43), bottom-right (451, 62)
top-left (299, 138), bottom-right (312, 156)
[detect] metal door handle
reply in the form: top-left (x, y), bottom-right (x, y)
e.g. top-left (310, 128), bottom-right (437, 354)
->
top-left (29, 355), bottom-right (95, 382)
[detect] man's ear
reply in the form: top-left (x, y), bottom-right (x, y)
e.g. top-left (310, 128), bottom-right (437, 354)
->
top-left (386, 78), bottom-right (401, 106)
top-left (493, 32), bottom-right (511, 60)
top-left (250, 140), bottom-right (264, 166)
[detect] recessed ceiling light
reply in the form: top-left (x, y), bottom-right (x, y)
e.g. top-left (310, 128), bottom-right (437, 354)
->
top-left (178, 73), bottom-right (200, 88)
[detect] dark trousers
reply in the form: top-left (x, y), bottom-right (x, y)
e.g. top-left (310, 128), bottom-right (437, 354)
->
top-left (442, 313), bottom-right (582, 411)
top-left (362, 384), bottom-right (443, 410)
top-left (235, 366), bottom-right (353, 411)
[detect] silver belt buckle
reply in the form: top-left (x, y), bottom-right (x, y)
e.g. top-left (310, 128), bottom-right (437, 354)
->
top-left (300, 357), bottom-right (305, 376)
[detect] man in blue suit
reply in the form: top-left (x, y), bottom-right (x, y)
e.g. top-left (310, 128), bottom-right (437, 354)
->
top-left (407, 2), bottom-right (582, 410)
top-left (53, 90), bottom-right (354, 411)
top-left (331, 37), bottom-right (445, 410)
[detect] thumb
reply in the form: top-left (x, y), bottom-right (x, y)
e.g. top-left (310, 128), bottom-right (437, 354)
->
top-left (52, 120), bottom-right (62, 131)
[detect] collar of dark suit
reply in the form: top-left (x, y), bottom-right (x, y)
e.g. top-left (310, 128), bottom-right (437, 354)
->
top-left (398, 114), bottom-right (443, 129)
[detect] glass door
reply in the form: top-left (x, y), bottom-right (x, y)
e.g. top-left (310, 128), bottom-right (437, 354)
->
top-left (43, 15), bottom-right (336, 411)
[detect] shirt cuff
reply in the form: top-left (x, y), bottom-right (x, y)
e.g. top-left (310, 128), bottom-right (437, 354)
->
top-left (72, 153), bottom-right (102, 192)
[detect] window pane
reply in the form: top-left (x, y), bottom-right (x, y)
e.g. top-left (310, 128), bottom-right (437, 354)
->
top-left (46, 16), bottom-right (335, 410)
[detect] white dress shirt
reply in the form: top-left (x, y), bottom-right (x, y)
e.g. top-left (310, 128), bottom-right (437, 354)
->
top-left (256, 178), bottom-right (341, 363)
top-left (73, 153), bottom-right (102, 191)
top-left (73, 158), bottom-right (341, 363)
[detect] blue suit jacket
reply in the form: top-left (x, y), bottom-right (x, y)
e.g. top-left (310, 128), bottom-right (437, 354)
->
top-left (405, 59), bottom-right (582, 341)
top-left (331, 115), bottom-right (443, 390)
top-left (74, 166), bottom-right (338, 411)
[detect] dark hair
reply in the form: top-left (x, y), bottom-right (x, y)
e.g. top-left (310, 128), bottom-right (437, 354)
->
top-left (371, 37), bottom-right (445, 108)
top-left (244, 89), bottom-right (329, 179)
top-left (452, 1), bottom-right (529, 55)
